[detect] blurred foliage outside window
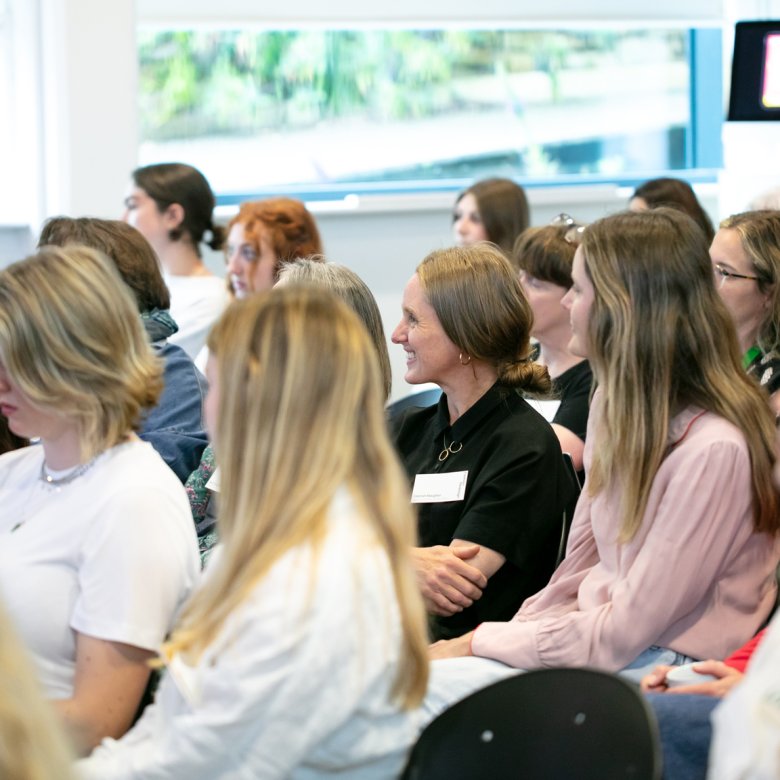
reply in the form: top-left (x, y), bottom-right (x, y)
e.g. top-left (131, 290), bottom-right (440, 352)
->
top-left (138, 29), bottom-right (694, 197)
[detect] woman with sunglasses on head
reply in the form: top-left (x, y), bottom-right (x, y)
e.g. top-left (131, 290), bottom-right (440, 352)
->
top-left (0, 246), bottom-right (199, 755)
top-left (426, 209), bottom-right (779, 691)
top-left (710, 210), bottom-right (780, 416)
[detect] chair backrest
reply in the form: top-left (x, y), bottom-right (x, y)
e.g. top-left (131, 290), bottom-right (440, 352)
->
top-left (403, 668), bottom-right (661, 780)
top-left (555, 452), bottom-right (582, 567)
top-left (386, 387), bottom-right (443, 420)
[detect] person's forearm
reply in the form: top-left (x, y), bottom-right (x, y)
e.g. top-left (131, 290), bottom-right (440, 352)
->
top-left (53, 695), bottom-right (138, 756)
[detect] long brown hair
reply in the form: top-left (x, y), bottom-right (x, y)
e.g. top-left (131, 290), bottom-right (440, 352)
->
top-left (583, 208), bottom-right (778, 540)
top-left (455, 178), bottom-right (530, 254)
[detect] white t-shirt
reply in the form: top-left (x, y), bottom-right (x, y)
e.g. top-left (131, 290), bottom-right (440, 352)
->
top-left (165, 274), bottom-right (229, 360)
top-left (0, 441), bottom-right (200, 699)
top-left (79, 488), bottom-right (425, 779)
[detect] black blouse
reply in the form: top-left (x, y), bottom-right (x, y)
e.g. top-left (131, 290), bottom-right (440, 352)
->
top-left (393, 383), bottom-right (579, 640)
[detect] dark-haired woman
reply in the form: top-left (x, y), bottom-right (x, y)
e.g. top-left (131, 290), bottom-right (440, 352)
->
top-left (452, 178), bottom-right (529, 255)
top-left (123, 162), bottom-right (228, 359)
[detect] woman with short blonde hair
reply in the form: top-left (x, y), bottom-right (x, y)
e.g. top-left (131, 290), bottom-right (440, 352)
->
top-left (81, 286), bottom-right (429, 778)
top-left (0, 246), bottom-right (199, 755)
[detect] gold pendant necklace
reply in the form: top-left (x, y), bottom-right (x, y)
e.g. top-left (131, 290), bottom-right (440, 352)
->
top-left (438, 436), bottom-right (463, 462)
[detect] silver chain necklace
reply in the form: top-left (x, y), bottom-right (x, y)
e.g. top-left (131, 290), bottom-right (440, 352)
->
top-left (38, 456), bottom-right (99, 491)
top-left (10, 454), bottom-right (102, 533)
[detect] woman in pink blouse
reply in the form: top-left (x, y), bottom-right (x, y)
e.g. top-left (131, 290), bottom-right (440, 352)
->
top-left (427, 208), bottom-right (780, 685)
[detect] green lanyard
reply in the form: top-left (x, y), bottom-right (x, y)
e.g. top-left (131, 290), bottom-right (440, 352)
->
top-left (743, 345), bottom-right (762, 370)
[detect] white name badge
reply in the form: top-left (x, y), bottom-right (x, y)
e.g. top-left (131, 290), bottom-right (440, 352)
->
top-left (411, 470), bottom-right (468, 504)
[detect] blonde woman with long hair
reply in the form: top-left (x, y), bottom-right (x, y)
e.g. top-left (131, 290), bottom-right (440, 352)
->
top-left (429, 208), bottom-right (779, 683)
top-left (80, 286), bottom-right (429, 779)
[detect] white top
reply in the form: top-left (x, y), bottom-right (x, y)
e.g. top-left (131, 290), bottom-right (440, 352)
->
top-left (0, 441), bottom-right (200, 699)
top-left (708, 612), bottom-right (780, 780)
top-left (165, 274), bottom-right (229, 360)
top-left (78, 488), bottom-right (424, 779)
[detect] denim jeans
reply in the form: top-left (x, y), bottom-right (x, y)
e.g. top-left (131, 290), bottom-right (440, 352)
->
top-left (619, 645), bottom-right (698, 683)
top-left (646, 693), bottom-right (718, 780)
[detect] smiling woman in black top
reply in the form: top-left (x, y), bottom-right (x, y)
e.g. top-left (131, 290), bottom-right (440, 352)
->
top-left (391, 244), bottom-right (578, 640)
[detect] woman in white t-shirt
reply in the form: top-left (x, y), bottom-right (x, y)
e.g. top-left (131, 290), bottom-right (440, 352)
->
top-left (79, 285), bottom-right (430, 779)
top-left (123, 162), bottom-right (228, 359)
top-left (0, 246), bottom-right (200, 755)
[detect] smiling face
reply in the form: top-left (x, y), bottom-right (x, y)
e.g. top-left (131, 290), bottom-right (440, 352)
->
top-left (561, 247), bottom-right (595, 358)
top-left (225, 222), bottom-right (278, 299)
top-left (453, 193), bottom-right (489, 247)
top-left (710, 227), bottom-right (770, 352)
top-left (0, 360), bottom-right (72, 443)
top-left (391, 273), bottom-right (462, 387)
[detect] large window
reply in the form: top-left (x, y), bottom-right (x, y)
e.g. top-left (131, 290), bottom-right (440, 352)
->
top-left (137, 27), bottom-right (722, 202)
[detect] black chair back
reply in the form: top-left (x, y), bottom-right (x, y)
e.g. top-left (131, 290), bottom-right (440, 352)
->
top-left (386, 387), bottom-right (443, 420)
top-left (403, 667), bottom-right (661, 780)
top-left (555, 452), bottom-right (582, 567)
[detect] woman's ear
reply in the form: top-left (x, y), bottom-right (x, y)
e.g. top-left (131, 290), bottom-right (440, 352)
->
top-left (163, 202), bottom-right (185, 231)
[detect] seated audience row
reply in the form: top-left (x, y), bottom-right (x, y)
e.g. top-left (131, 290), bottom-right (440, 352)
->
top-left (0, 160), bottom-right (778, 777)
top-left (427, 209), bottom-right (778, 695)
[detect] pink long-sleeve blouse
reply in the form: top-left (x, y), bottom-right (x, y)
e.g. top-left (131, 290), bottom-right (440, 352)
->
top-left (471, 390), bottom-right (779, 671)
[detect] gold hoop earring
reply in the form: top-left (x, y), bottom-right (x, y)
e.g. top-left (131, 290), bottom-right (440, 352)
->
top-left (459, 352), bottom-right (472, 366)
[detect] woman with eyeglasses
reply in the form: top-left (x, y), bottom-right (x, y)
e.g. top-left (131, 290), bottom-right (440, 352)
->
top-left (426, 208), bottom-right (779, 689)
top-left (391, 244), bottom-right (578, 643)
top-left (710, 211), bottom-right (780, 416)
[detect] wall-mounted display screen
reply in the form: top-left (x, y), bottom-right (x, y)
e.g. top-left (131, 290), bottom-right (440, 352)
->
top-left (729, 21), bottom-right (780, 120)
